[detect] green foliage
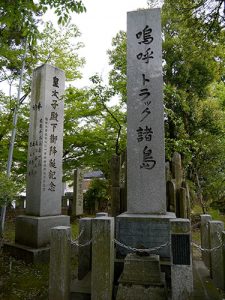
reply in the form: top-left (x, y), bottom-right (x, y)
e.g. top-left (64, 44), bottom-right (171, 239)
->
top-left (83, 178), bottom-right (109, 213)
top-left (63, 76), bottom-right (126, 180)
top-left (0, 173), bottom-right (21, 206)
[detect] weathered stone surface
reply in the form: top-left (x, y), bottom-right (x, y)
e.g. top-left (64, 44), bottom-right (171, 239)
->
top-left (171, 266), bottom-right (193, 300)
top-left (72, 168), bottom-right (84, 216)
top-left (208, 220), bottom-right (224, 289)
top-left (49, 226), bottom-right (71, 300)
top-left (26, 64), bottom-right (65, 216)
top-left (126, 8), bottom-right (166, 214)
top-left (200, 214), bottom-right (212, 269)
top-left (15, 215), bottom-right (70, 248)
top-left (119, 254), bottom-right (162, 285)
top-left (170, 219), bottom-right (193, 300)
top-left (116, 283), bottom-right (166, 300)
top-left (91, 217), bottom-right (114, 300)
top-left (78, 218), bottom-right (92, 280)
top-left (116, 213), bottom-right (175, 258)
top-left (116, 253), bottom-right (166, 300)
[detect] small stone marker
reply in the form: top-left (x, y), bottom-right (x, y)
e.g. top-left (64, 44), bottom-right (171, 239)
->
top-left (208, 220), bottom-right (224, 289)
top-left (127, 8), bottom-right (166, 214)
top-left (170, 219), bottom-right (193, 300)
top-left (72, 168), bottom-right (83, 216)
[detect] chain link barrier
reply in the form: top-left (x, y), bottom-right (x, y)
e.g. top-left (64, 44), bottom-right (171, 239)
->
top-left (71, 229), bottom-right (93, 248)
top-left (70, 225), bottom-right (224, 253)
top-left (192, 232), bottom-right (223, 253)
top-left (114, 238), bottom-right (170, 253)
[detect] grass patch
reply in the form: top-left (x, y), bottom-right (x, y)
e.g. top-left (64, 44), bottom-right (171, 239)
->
top-left (0, 254), bottom-right (49, 300)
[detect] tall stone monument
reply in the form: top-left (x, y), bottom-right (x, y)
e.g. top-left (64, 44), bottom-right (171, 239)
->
top-left (13, 64), bottom-right (70, 260)
top-left (116, 9), bottom-right (175, 259)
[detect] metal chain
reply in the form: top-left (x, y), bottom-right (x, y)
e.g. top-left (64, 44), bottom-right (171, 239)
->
top-left (192, 231), bottom-right (223, 253)
top-left (71, 229), bottom-right (84, 243)
top-left (114, 238), bottom-right (170, 253)
top-left (71, 239), bottom-right (92, 248)
top-left (71, 229), bottom-right (93, 247)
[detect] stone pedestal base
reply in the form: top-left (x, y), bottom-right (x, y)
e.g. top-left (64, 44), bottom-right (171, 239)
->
top-left (15, 215), bottom-right (70, 248)
top-left (3, 242), bottom-right (50, 264)
top-left (116, 212), bottom-right (176, 258)
top-left (116, 254), bottom-right (167, 300)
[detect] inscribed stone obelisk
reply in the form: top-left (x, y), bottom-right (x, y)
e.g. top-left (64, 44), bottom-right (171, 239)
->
top-left (14, 64), bottom-right (69, 253)
top-left (127, 8), bottom-right (166, 214)
top-left (116, 9), bottom-right (175, 259)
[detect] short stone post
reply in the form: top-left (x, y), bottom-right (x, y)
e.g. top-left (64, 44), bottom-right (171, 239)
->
top-left (170, 219), bottom-right (193, 300)
top-left (208, 220), bottom-right (224, 289)
top-left (200, 214), bottom-right (212, 269)
top-left (78, 218), bottom-right (92, 280)
top-left (49, 226), bottom-right (71, 300)
top-left (91, 217), bottom-right (114, 300)
top-left (110, 155), bottom-right (121, 217)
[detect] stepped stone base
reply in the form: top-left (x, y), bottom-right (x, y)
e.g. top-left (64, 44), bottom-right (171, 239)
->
top-left (3, 242), bottom-right (50, 264)
top-left (116, 254), bottom-right (167, 300)
top-left (15, 214), bottom-right (70, 248)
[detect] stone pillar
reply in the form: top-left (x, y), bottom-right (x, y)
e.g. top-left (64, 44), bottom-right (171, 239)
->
top-left (200, 214), bottom-right (212, 269)
top-left (78, 218), bottom-right (92, 280)
top-left (14, 64), bottom-right (70, 253)
top-left (72, 168), bottom-right (84, 217)
top-left (208, 220), bottom-right (224, 289)
top-left (170, 219), bottom-right (193, 300)
top-left (49, 226), bottom-right (71, 300)
top-left (91, 217), bottom-right (114, 300)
